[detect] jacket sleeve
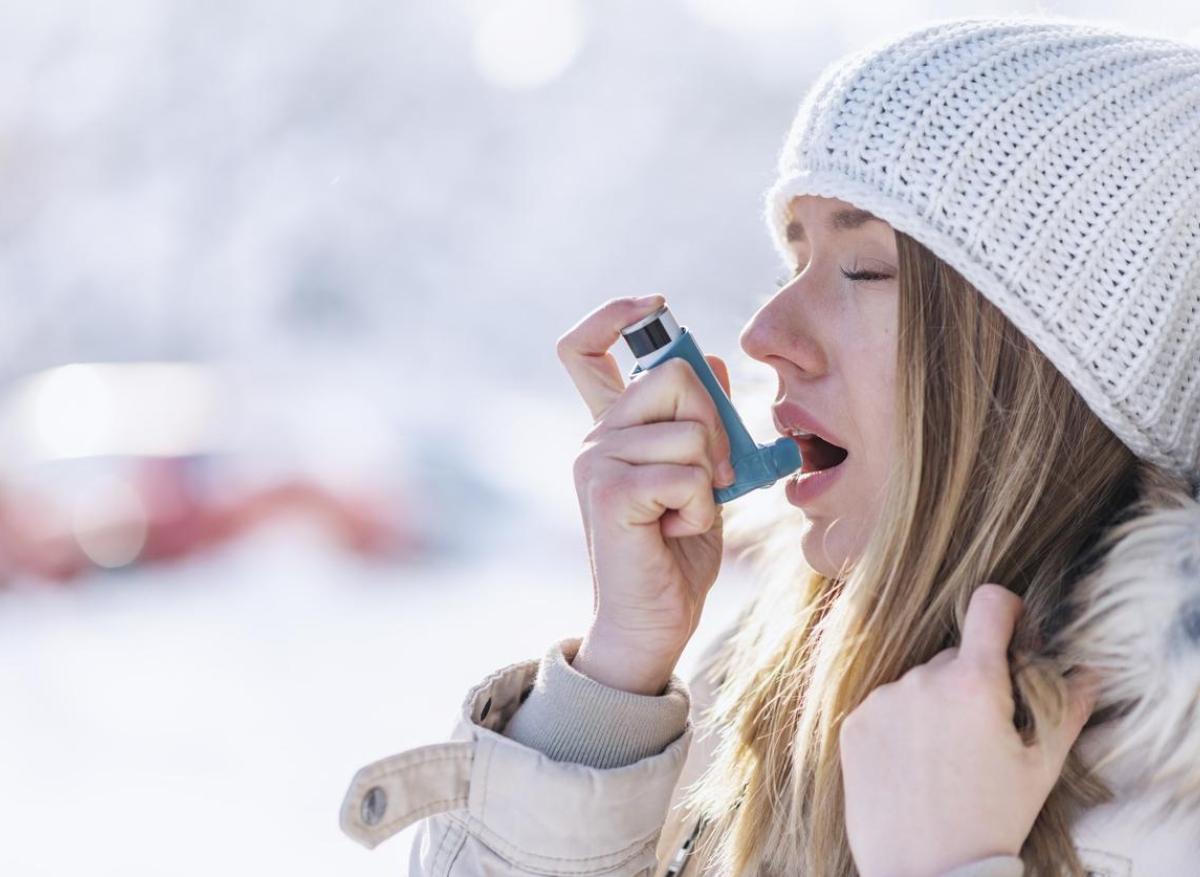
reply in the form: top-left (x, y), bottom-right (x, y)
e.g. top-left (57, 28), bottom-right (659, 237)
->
top-left (500, 635), bottom-right (691, 768)
top-left (339, 633), bottom-right (1028, 877)
top-left (495, 641), bottom-right (1028, 877)
top-left (339, 635), bottom-right (695, 875)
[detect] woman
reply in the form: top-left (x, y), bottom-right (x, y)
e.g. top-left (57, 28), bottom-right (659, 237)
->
top-left (340, 16), bottom-right (1200, 876)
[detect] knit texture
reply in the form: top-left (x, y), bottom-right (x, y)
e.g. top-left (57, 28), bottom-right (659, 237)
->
top-left (763, 15), bottom-right (1200, 496)
top-left (501, 636), bottom-right (690, 770)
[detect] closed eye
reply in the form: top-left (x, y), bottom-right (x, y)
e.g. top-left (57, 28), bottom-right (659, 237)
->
top-left (775, 266), bottom-right (895, 287)
top-left (840, 268), bottom-right (893, 283)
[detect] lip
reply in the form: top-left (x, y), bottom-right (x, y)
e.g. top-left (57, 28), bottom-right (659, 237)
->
top-left (785, 460), bottom-right (847, 506)
top-left (771, 400), bottom-right (847, 449)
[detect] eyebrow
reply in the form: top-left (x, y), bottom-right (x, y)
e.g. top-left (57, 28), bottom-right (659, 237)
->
top-left (785, 209), bottom-right (884, 241)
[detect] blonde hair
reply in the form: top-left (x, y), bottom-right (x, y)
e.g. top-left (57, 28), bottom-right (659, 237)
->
top-left (676, 228), bottom-right (1169, 876)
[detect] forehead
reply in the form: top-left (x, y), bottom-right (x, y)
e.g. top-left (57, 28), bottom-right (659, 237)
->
top-left (784, 195), bottom-right (891, 241)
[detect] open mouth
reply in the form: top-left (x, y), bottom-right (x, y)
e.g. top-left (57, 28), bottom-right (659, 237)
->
top-left (792, 434), bottom-right (849, 474)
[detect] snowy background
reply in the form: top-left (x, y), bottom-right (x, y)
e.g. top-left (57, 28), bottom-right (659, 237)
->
top-left (0, 1), bottom-right (1197, 874)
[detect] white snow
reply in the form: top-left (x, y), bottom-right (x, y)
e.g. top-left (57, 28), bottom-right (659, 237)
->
top-left (0, 517), bottom-right (758, 875)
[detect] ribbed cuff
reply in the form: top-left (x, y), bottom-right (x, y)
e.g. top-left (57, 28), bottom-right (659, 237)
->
top-left (937, 854), bottom-right (1025, 877)
top-left (500, 636), bottom-right (691, 770)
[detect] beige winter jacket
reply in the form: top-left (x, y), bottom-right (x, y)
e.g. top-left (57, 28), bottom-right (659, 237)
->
top-left (340, 496), bottom-right (1200, 875)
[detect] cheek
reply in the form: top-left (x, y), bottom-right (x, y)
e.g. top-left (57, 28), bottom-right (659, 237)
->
top-left (842, 331), bottom-right (898, 482)
top-left (865, 369), bottom-right (898, 473)
top-left (862, 311), bottom-right (898, 443)
top-left (840, 345), bottom-right (897, 508)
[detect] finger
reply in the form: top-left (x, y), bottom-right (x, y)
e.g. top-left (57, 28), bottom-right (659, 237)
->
top-left (662, 499), bottom-right (723, 539)
top-left (601, 420), bottom-right (731, 487)
top-left (1028, 666), bottom-right (1101, 780)
top-left (703, 355), bottom-right (733, 476)
top-left (706, 355), bottom-right (731, 400)
top-left (604, 357), bottom-right (733, 478)
top-left (1065, 666), bottom-right (1101, 734)
top-left (605, 461), bottom-right (718, 537)
top-left (959, 584), bottom-right (1023, 676)
top-left (556, 295), bottom-right (666, 421)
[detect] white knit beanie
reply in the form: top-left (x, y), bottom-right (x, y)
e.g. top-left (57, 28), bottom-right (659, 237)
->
top-left (763, 15), bottom-right (1200, 499)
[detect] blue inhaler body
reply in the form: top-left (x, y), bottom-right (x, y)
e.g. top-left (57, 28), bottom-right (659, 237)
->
top-left (620, 303), bottom-right (802, 504)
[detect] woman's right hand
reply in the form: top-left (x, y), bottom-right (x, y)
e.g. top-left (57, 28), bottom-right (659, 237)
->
top-left (556, 295), bottom-right (735, 695)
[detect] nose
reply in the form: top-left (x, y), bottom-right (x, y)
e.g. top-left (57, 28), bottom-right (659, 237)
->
top-left (738, 281), bottom-right (826, 375)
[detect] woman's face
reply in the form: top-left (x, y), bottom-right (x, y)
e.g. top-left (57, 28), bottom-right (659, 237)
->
top-left (739, 194), bottom-right (900, 577)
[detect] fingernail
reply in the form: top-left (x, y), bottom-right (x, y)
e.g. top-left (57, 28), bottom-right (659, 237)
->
top-left (635, 294), bottom-right (664, 306)
top-left (718, 460), bottom-right (736, 486)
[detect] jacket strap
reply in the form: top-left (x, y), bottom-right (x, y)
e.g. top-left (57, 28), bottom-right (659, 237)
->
top-left (339, 741), bottom-right (474, 849)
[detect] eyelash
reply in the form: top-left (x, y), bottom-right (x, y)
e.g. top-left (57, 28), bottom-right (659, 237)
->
top-left (775, 266), bottom-right (894, 287)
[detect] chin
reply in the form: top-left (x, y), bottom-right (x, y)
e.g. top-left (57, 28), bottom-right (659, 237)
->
top-left (800, 518), bottom-right (858, 579)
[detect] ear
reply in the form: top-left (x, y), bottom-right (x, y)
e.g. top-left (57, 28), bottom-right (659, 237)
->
top-left (706, 355), bottom-right (732, 400)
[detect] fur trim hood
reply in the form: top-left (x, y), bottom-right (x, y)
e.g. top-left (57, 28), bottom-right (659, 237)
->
top-left (1053, 478), bottom-right (1200, 823)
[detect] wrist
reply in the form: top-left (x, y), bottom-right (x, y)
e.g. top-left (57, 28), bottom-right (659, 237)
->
top-left (572, 623), bottom-right (683, 695)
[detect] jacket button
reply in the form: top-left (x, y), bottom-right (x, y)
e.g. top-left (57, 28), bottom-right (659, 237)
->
top-left (361, 786), bottom-right (388, 826)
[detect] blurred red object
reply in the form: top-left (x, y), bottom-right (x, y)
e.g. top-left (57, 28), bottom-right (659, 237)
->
top-left (0, 456), bottom-right (424, 586)
top-left (134, 457), bottom-right (414, 562)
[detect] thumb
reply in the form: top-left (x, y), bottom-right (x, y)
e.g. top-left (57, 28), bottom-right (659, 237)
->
top-left (706, 355), bottom-right (732, 400)
top-left (1031, 666), bottom-right (1100, 779)
top-left (959, 583), bottom-right (1023, 676)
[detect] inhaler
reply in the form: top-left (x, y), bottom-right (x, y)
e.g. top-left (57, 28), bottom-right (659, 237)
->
top-left (619, 303), bottom-right (802, 504)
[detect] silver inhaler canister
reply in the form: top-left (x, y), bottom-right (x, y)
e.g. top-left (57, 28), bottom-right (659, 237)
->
top-left (619, 303), bottom-right (802, 504)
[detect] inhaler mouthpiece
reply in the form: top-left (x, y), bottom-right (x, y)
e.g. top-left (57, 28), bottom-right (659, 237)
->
top-left (620, 303), bottom-right (802, 504)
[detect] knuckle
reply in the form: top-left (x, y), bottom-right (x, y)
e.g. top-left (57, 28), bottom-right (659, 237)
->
top-left (714, 433), bottom-right (732, 466)
top-left (955, 659), bottom-right (994, 692)
top-left (681, 420), bottom-right (709, 457)
top-left (690, 471), bottom-right (717, 516)
top-left (691, 463), bottom-right (714, 490)
top-left (716, 417), bottom-right (732, 454)
top-left (699, 394), bottom-right (726, 442)
top-left (682, 508), bottom-right (715, 535)
top-left (940, 664), bottom-right (987, 706)
top-left (572, 448), bottom-right (596, 484)
top-left (588, 469), bottom-right (629, 510)
top-left (582, 419), bottom-right (607, 444)
top-left (662, 357), bottom-right (691, 383)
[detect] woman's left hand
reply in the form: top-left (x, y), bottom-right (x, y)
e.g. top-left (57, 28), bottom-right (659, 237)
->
top-left (838, 583), bottom-right (1099, 877)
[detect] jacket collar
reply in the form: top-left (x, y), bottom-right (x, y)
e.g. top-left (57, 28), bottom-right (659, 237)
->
top-left (1058, 489), bottom-right (1200, 818)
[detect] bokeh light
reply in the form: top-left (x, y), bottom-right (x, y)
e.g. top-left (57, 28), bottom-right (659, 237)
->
top-left (470, 0), bottom-right (588, 89)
